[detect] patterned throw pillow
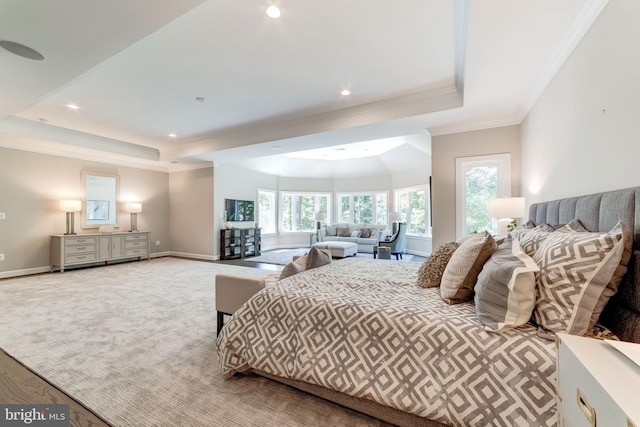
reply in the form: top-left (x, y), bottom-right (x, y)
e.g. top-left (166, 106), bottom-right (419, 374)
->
top-left (417, 241), bottom-right (460, 288)
top-left (350, 230), bottom-right (362, 238)
top-left (518, 224), bottom-right (555, 257)
top-left (337, 227), bottom-right (351, 237)
top-left (509, 220), bottom-right (535, 240)
top-left (474, 237), bottom-right (540, 332)
top-left (440, 231), bottom-right (497, 304)
top-left (360, 228), bottom-right (372, 238)
top-left (532, 220), bottom-right (632, 335)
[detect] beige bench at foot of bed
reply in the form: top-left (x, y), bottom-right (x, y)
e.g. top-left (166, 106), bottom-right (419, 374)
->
top-left (312, 241), bottom-right (358, 258)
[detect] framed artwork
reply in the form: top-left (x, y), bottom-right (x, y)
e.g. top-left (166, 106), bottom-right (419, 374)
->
top-left (86, 200), bottom-right (110, 220)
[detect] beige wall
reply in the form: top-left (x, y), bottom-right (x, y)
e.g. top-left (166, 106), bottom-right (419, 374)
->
top-left (521, 1), bottom-right (640, 206)
top-left (0, 147), bottom-right (170, 277)
top-left (431, 125), bottom-right (521, 248)
top-left (169, 166), bottom-right (214, 259)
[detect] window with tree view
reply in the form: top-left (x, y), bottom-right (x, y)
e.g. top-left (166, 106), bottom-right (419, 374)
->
top-left (280, 192), bottom-right (330, 232)
top-left (336, 192), bottom-right (387, 225)
top-left (455, 153), bottom-right (511, 238)
top-left (257, 189), bottom-right (276, 234)
top-left (396, 186), bottom-right (430, 236)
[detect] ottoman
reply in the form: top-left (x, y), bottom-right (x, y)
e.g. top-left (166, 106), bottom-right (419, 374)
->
top-left (312, 241), bottom-right (358, 258)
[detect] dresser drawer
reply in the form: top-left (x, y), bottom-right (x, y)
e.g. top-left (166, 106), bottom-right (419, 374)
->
top-left (64, 244), bottom-right (97, 254)
top-left (64, 236), bottom-right (97, 246)
top-left (65, 253), bottom-right (98, 264)
top-left (125, 247), bottom-right (148, 257)
top-left (125, 240), bottom-right (147, 250)
top-left (125, 234), bottom-right (148, 242)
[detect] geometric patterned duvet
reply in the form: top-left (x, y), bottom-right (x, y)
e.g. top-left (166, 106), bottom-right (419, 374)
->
top-left (217, 258), bottom-right (557, 427)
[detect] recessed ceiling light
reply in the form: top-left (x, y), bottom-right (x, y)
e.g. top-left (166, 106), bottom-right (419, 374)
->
top-left (169, 133), bottom-right (177, 138)
top-left (66, 104), bottom-right (79, 110)
top-left (195, 97), bottom-right (206, 103)
top-left (266, 6), bottom-right (281, 19)
top-left (0, 40), bottom-right (44, 60)
top-left (38, 118), bottom-right (48, 123)
top-left (341, 89), bottom-right (351, 96)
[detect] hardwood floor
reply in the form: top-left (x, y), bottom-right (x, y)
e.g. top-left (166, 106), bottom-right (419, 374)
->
top-left (0, 349), bottom-right (110, 427)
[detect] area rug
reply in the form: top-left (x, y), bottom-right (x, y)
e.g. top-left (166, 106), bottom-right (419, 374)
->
top-left (0, 257), bottom-right (390, 426)
top-left (250, 248), bottom-right (413, 265)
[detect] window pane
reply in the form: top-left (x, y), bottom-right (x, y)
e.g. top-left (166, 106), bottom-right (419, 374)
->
top-left (258, 190), bottom-right (276, 233)
top-left (281, 194), bottom-right (293, 231)
top-left (410, 190), bottom-right (426, 234)
top-left (465, 165), bottom-right (498, 234)
top-left (376, 194), bottom-right (387, 225)
top-left (339, 195), bottom-right (350, 222)
top-left (353, 195), bottom-right (373, 223)
top-left (280, 192), bottom-right (330, 232)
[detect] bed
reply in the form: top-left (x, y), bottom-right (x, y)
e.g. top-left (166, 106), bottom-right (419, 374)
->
top-left (217, 187), bottom-right (640, 427)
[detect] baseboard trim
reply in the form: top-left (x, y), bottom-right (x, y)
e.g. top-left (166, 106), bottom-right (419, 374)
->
top-left (168, 251), bottom-right (215, 261)
top-left (0, 266), bottom-right (51, 280)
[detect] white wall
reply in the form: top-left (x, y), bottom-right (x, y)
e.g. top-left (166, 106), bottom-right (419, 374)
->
top-left (521, 1), bottom-right (640, 205)
top-left (431, 125), bottom-right (521, 248)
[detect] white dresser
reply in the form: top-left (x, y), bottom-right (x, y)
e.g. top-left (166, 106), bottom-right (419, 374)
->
top-left (557, 333), bottom-right (640, 427)
top-left (51, 231), bottom-right (150, 272)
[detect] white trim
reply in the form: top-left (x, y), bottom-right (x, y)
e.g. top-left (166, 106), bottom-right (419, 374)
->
top-left (168, 251), bottom-right (214, 261)
top-left (0, 266), bottom-right (51, 279)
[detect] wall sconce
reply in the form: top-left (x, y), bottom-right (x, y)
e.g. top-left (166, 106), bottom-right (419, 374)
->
top-left (488, 197), bottom-right (525, 237)
top-left (59, 200), bottom-right (82, 235)
top-left (125, 202), bottom-right (142, 232)
top-left (313, 212), bottom-right (325, 241)
top-left (389, 212), bottom-right (402, 235)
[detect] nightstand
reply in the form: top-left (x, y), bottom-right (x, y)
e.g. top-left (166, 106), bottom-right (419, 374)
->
top-left (556, 333), bottom-right (640, 427)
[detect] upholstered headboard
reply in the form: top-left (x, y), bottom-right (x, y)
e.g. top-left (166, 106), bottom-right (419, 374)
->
top-left (528, 187), bottom-right (640, 343)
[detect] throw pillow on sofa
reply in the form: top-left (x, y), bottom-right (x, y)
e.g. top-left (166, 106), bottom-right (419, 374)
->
top-left (474, 237), bottom-right (539, 332)
top-left (325, 226), bottom-right (337, 236)
top-left (337, 227), bottom-right (351, 237)
top-left (417, 241), bottom-right (459, 288)
top-left (360, 228), bottom-right (372, 238)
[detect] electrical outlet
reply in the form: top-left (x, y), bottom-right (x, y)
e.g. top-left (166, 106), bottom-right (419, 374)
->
top-left (0, 212), bottom-right (5, 220)
top-left (0, 254), bottom-right (5, 261)
top-left (155, 240), bottom-right (160, 246)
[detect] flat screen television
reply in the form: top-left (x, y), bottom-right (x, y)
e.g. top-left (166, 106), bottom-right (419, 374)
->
top-left (224, 198), bottom-right (254, 222)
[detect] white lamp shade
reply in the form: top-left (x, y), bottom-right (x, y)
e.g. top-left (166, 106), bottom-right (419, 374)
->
top-left (389, 212), bottom-right (402, 222)
top-left (125, 202), bottom-right (142, 213)
top-left (488, 197), bottom-right (525, 219)
top-left (59, 199), bottom-right (81, 212)
top-left (313, 212), bottom-right (325, 221)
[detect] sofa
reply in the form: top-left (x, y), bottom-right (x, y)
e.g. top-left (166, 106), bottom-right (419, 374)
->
top-left (318, 222), bottom-right (388, 253)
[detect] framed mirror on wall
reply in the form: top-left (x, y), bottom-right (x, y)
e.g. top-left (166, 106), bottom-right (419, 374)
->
top-left (81, 171), bottom-right (120, 229)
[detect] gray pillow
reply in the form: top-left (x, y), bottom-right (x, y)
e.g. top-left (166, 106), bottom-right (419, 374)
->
top-left (325, 226), bottom-right (337, 236)
top-left (307, 247), bottom-right (332, 269)
top-left (280, 253), bottom-right (308, 279)
top-left (360, 228), bottom-right (372, 238)
top-left (474, 237), bottom-right (539, 332)
top-left (337, 227), bottom-right (351, 237)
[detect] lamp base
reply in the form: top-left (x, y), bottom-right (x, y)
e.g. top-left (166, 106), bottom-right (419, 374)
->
top-left (129, 212), bottom-right (138, 232)
top-left (65, 212), bottom-right (76, 235)
top-left (496, 218), bottom-right (512, 237)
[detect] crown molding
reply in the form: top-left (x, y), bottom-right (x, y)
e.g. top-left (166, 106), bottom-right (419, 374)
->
top-left (0, 117), bottom-right (160, 160)
top-left (516, 0), bottom-right (609, 118)
top-left (427, 114), bottom-right (522, 137)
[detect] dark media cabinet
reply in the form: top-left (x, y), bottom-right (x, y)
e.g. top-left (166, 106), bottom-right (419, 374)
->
top-left (219, 228), bottom-right (261, 260)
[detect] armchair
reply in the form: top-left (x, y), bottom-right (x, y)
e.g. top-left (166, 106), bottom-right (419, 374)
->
top-left (378, 223), bottom-right (407, 260)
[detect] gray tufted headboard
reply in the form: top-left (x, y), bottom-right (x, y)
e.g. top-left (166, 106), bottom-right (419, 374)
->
top-left (528, 187), bottom-right (640, 343)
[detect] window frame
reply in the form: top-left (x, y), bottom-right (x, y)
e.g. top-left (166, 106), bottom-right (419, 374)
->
top-left (394, 185), bottom-right (431, 238)
top-left (279, 191), bottom-right (331, 234)
top-left (455, 153), bottom-right (511, 239)
top-left (257, 188), bottom-right (277, 235)
top-left (335, 191), bottom-right (388, 225)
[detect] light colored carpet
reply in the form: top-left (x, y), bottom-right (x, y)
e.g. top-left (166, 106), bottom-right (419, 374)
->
top-left (250, 248), bottom-right (413, 265)
top-left (0, 257), bottom-right (391, 426)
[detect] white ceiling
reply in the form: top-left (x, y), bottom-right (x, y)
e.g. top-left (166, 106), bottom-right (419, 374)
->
top-left (0, 0), bottom-right (608, 176)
